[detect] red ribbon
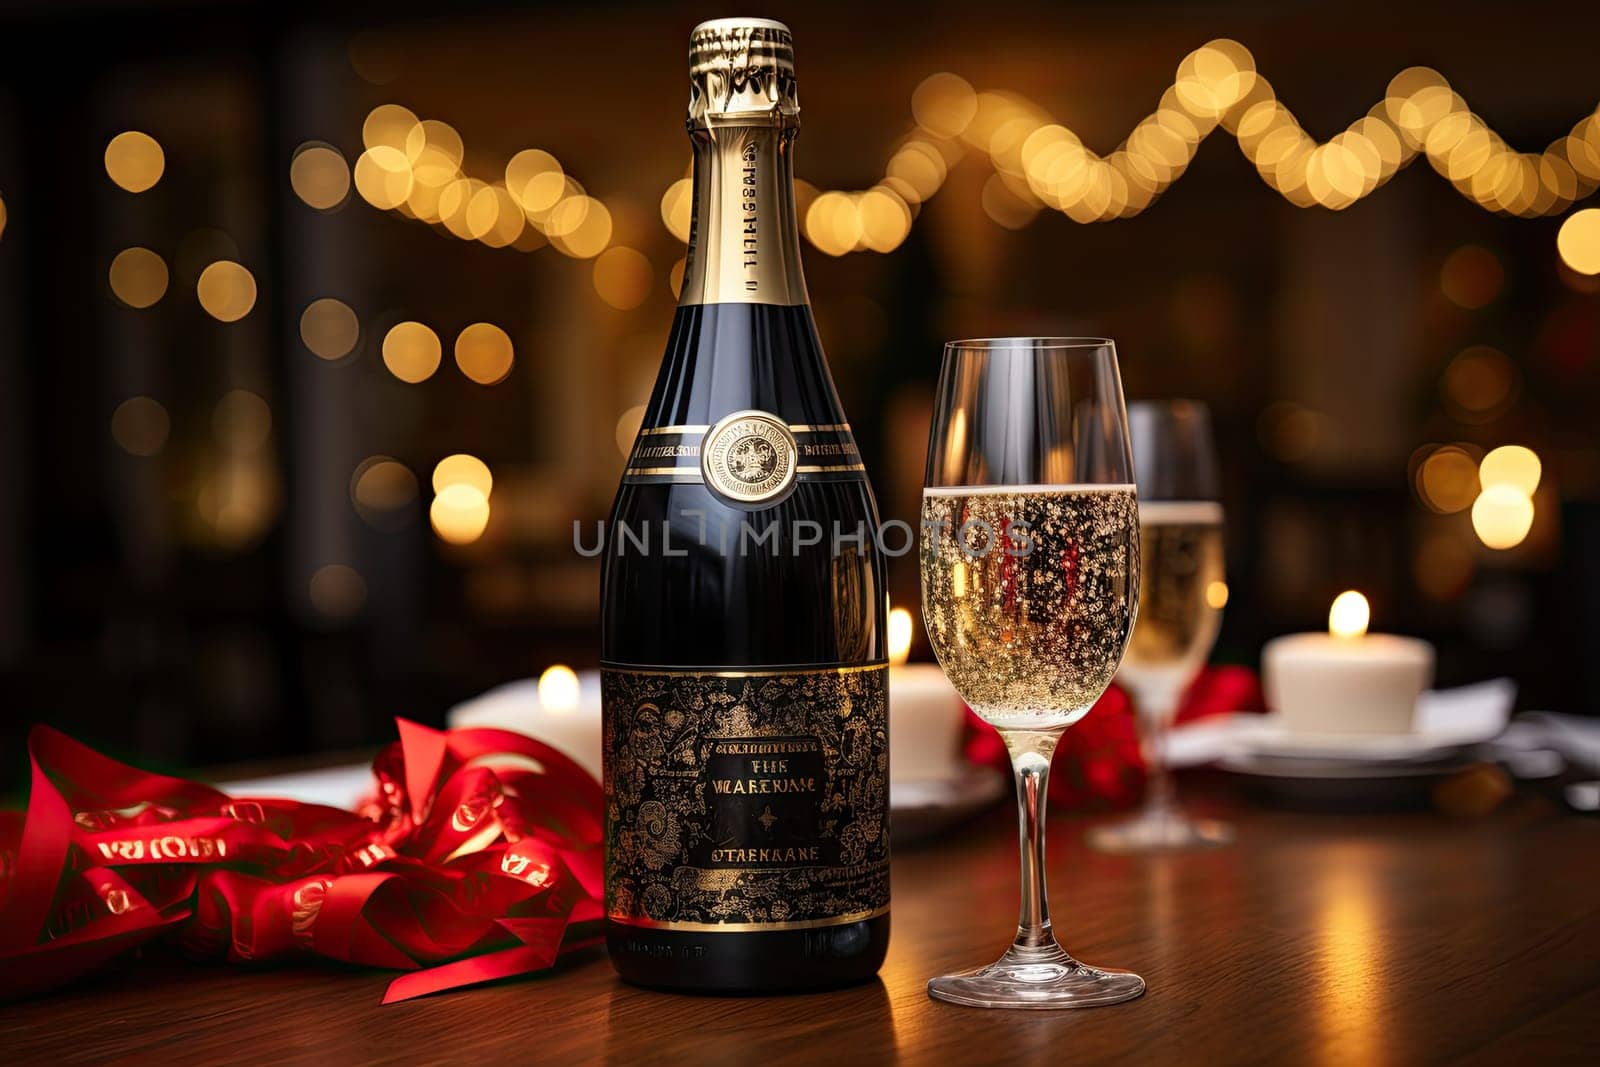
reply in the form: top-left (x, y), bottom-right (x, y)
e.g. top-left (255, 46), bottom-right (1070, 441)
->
top-left (0, 719), bottom-right (604, 1003)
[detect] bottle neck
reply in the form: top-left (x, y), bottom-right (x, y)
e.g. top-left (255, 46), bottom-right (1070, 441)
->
top-left (679, 124), bottom-right (808, 307)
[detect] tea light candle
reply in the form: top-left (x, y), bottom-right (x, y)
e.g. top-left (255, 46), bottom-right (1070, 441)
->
top-left (448, 665), bottom-right (604, 781)
top-left (1262, 591), bottom-right (1435, 735)
top-left (887, 607), bottom-right (967, 783)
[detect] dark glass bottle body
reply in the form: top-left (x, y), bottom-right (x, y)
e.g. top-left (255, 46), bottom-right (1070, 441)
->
top-left (601, 304), bottom-right (888, 991)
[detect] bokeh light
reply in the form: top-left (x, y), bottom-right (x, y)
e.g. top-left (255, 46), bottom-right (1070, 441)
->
top-left (111, 396), bottom-right (170, 456)
top-left (104, 131), bottom-right (165, 193)
top-left (289, 143), bottom-right (351, 210)
top-left (1206, 581), bottom-right (1230, 610)
top-left (1556, 208), bottom-right (1600, 275)
top-left (805, 192), bottom-right (861, 256)
top-left (1441, 346), bottom-right (1516, 419)
top-left (196, 261), bottom-right (257, 322)
top-left (1439, 245), bottom-right (1504, 309)
top-left (474, 184), bottom-right (526, 248)
top-left (308, 564), bottom-right (367, 619)
top-left (362, 104), bottom-right (421, 156)
top-left (593, 246), bottom-right (654, 309)
top-left (912, 73), bottom-right (978, 139)
top-left (1471, 485), bottom-right (1535, 550)
top-left (981, 173), bottom-right (1040, 230)
top-left (507, 149), bottom-right (561, 207)
top-left (353, 146), bottom-right (414, 210)
top-left (519, 170), bottom-right (569, 216)
top-left (549, 196), bottom-right (612, 258)
top-left (108, 247), bottom-right (169, 308)
top-left (200, 461), bottom-right (279, 550)
top-left (299, 298), bottom-right (360, 360)
top-left (437, 177), bottom-right (486, 239)
top-left (409, 120), bottom-right (463, 171)
top-left (885, 142), bottom-right (947, 203)
top-left (856, 187), bottom-right (913, 252)
top-left (1416, 444), bottom-right (1480, 513)
top-left (430, 484), bottom-right (491, 545)
top-left (351, 456), bottom-right (418, 529)
top-left (213, 390), bottom-right (271, 453)
top-left (382, 321), bottom-right (441, 383)
top-left (1478, 444), bottom-right (1541, 495)
top-left (1257, 402), bottom-right (1327, 462)
top-left (432, 453), bottom-right (492, 497)
top-left (454, 322), bottom-right (514, 385)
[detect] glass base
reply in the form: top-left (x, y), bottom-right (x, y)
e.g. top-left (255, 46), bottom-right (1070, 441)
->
top-left (1085, 810), bottom-right (1234, 853)
top-left (927, 943), bottom-right (1145, 1009)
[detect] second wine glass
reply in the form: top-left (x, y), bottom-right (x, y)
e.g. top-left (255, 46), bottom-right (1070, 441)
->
top-left (1087, 399), bottom-right (1233, 853)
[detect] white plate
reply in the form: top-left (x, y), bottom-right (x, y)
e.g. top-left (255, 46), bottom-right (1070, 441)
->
top-left (1226, 716), bottom-right (1493, 762)
top-left (1216, 751), bottom-right (1470, 780)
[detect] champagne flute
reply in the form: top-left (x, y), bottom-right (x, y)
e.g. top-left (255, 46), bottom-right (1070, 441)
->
top-left (920, 337), bottom-right (1145, 1009)
top-left (1087, 400), bottom-right (1232, 853)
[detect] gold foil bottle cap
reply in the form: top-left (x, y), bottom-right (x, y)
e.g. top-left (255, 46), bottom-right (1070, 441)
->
top-left (688, 17), bottom-right (798, 129)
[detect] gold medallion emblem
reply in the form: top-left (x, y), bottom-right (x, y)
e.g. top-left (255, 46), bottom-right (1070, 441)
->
top-left (700, 410), bottom-right (798, 506)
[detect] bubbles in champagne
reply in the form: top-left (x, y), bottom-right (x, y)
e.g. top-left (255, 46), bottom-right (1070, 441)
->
top-left (1118, 501), bottom-right (1226, 715)
top-left (920, 485), bottom-right (1139, 730)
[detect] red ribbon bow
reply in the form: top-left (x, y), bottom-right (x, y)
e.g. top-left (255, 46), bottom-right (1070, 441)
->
top-left (0, 719), bottom-right (604, 1004)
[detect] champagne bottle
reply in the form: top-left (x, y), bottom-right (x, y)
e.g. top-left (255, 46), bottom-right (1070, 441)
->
top-left (600, 17), bottom-right (889, 992)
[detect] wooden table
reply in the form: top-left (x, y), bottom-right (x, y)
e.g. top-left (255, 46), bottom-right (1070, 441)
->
top-left (2, 783), bottom-right (1597, 1065)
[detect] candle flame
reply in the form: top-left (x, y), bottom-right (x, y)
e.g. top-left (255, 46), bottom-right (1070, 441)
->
top-left (538, 664), bottom-right (580, 712)
top-left (888, 607), bottom-right (913, 667)
top-left (1328, 591), bottom-right (1370, 640)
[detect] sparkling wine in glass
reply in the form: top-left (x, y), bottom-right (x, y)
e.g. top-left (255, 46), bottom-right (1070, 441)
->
top-left (1087, 400), bottom-right (1233, 853)
top-left (920, 337), bottom-right (1145, 1009)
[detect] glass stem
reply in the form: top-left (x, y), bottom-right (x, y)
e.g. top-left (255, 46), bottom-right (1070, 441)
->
top-left (1003, 729), bottom-right (1062, 952)
top-left (1141, 704), bottom-right (1174, 819)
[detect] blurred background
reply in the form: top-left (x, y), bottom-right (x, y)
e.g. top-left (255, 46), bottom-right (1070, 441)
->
top-left (1, 0), bottom-right (1597, 784)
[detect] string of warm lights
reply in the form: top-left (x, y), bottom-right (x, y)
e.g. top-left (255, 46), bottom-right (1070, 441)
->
top-left (337, 40), bottom-right (1600, 272)
top-left (777, 44), bottom-right (1600, 255)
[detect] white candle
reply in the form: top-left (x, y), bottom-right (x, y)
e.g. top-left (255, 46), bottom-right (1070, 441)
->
top-left (1262, 591), bottom-right (1434, 735)
top-left (887, 607), bottom-right (967, 783)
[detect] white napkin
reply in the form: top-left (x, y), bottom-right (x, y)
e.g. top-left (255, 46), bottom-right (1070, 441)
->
top-left (1415, 678), bottom-right (1517, 738)
top-left (1490, 711), bottom-right (1600, 776)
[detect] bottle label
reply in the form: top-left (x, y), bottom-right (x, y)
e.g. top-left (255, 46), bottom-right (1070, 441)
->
top-left (601, 662), bottom-right (889, 931)
top-left (621, 413), bottom-right (865, 501)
